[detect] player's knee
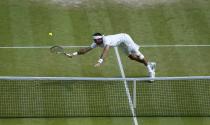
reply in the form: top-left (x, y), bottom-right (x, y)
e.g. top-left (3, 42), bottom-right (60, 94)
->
top-left (135, 51), bottom-right (144, 60)
top-left (139, 54), bottom-right (144, 60)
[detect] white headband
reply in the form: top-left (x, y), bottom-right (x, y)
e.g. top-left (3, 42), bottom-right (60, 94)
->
top-left (93, 35), bottom-right (103, 39)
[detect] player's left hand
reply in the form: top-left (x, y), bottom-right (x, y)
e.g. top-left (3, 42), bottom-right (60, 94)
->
top-left (94, 63), bottom-right (101, 67)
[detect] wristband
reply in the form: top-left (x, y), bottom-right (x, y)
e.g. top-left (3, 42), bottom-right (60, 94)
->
top-left (98, 59), bottom-right (103, 64)
top-left (72, 52), bottom-right (78, 56)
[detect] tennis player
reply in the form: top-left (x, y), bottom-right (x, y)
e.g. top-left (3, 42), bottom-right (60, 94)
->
top-left (67, 33), bottom-right (156, 79)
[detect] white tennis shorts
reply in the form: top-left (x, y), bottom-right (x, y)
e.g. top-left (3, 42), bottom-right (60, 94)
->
top-left (120, 34), bottom-right (144, 58)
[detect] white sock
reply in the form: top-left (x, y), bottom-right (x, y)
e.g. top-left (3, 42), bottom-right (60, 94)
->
top-left (147, 64), bottom-right (153, 73)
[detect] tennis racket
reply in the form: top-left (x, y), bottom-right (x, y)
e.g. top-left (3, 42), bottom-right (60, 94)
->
top-left (50, 45), bottom-right (65, 54)
top-left (50, 46), bottom-right (72, 57)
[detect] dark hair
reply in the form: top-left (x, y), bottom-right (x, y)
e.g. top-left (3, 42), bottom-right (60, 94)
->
top-left (92, 32), bottom-right (102, 36)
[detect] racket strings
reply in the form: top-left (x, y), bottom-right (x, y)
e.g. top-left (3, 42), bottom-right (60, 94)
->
top-left (50, 46), bottom-right (64, 54)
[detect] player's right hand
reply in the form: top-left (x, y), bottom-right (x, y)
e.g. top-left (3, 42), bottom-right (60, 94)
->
top-left (65, 53), bottom-right (73, 58)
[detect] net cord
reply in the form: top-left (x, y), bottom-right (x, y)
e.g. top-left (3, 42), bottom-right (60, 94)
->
top-left (0, 76), bottom-right (210, 81)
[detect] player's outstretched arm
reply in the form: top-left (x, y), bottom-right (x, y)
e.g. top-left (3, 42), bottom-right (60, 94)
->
top-left (95, 45), bottom-right (110, 67)
top-left (66, 47), bottom-right (93, 58)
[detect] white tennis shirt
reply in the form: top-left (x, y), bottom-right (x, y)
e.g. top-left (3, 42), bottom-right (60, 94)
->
top-left (90, 33), bottom-right (140, 50)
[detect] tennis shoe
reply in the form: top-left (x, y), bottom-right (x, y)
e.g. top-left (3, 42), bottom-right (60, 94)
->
top-left (150, 62), bottom-right (156, 72)
top-left (149, 71), bottom-right (155, 82)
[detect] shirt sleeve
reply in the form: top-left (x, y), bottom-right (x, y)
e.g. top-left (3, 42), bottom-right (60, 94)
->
top-left (90, 42), bottom-right (97, 48)
top-left (102, 37), bottom-right (111, 46)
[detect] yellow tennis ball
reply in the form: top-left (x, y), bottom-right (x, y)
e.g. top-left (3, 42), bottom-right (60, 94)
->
top-left (49, 32), bottom-right (53, 36)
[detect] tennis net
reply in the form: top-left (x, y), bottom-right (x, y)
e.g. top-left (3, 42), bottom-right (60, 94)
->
top-left (0, 76), bottom-right (210, 117)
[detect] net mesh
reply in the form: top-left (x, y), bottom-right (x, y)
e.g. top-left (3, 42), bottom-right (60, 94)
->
top-left (136, 80), bottom-right (210, 116)
top-left (0, 80), bottom-right (131, 117)
top-left (0, 78), bottom-right (210, 117)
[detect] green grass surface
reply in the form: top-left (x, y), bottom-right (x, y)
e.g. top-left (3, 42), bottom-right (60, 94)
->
top-left (0, 0), bottom-right (210, 125)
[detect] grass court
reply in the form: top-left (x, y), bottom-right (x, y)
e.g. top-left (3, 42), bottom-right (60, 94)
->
top-left (0, 0), bottom-right (210, 125)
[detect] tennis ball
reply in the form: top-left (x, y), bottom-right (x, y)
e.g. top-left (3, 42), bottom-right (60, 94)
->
top-left (49, 32), bottom-right (53, 36)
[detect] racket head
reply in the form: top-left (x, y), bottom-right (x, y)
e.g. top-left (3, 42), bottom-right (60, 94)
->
top-left (50, 46), bottom-right (64, 54)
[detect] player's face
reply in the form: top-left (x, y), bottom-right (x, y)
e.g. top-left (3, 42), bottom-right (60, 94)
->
top-left (94, 38), bottom-right (103, 45)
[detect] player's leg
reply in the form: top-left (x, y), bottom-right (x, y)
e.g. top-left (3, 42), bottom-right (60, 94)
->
top-left (128, 54), bottom-right (147, 66)
top-left (128, 51), bottom-right (156, 80)
top-left (123, 34), bottom-right (156, 80)
top-left (128, 53), bottom-right (154, 73)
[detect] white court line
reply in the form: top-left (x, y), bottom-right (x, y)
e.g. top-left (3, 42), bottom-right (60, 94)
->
top-left (114, 47), bottom-right (138, 125)
top-left (141, 44), bottom-right (210, 47)
top-left (0, 46), bottom-right (89, 49)
top-left (0, 44), bottom-right (210, 49)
